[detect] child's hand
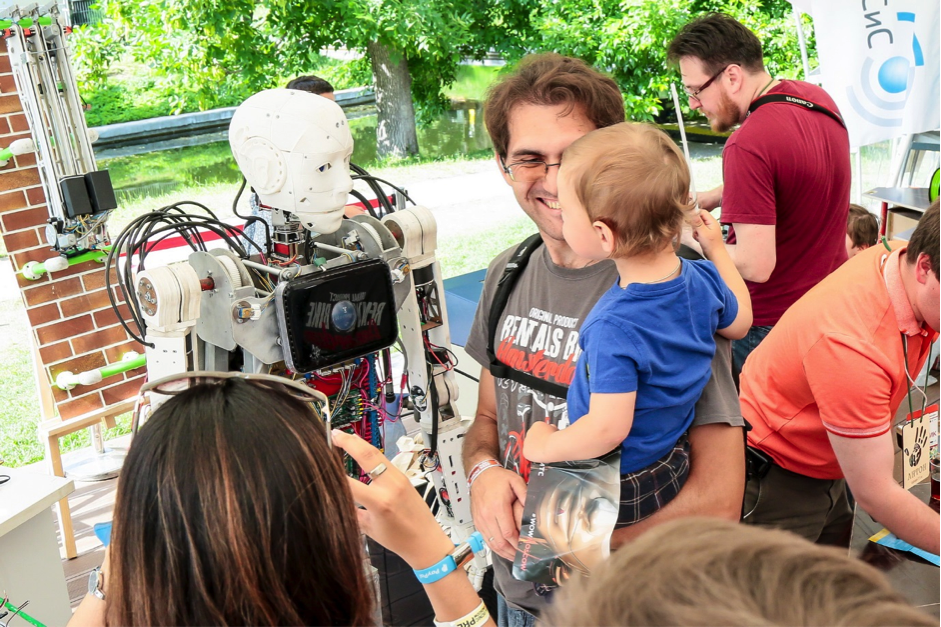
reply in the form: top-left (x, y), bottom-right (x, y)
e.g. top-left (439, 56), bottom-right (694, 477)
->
top-left (692, 209), bottom-right (725, 256)
top-left (523, 421), bottom-right (558, 462)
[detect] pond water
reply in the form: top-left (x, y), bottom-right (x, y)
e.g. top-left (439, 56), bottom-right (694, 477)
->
top-left (97, 100), bottom-right (491, 202)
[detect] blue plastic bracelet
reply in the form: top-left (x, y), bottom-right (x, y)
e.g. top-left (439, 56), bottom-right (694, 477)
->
top-left (413, 532), bottom-right (485, 585)
top-left (414, 554), bottom-right (458, 585)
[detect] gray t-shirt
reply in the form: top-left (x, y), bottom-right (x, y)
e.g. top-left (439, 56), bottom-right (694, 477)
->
top-left (464, 243), bottom-right (743, 615)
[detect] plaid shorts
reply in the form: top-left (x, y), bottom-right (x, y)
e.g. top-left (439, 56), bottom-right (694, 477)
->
top-left (615, 435), bottom-right (690, 529)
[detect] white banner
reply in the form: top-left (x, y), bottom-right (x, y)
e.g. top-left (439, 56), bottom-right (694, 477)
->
top-left (809, 0), bottom-right (940, 148)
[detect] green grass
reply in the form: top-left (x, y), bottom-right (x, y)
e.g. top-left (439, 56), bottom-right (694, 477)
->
top-left (0, 294), bottom-right (134, 466)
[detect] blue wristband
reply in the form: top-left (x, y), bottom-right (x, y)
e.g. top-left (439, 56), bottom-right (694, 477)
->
top-left (413, 532), bottom-right (485, 585)
top-left (414, 555), bottom-right (458, 585)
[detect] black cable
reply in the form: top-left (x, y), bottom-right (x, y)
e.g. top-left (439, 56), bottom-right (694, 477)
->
top-left (429, 367), bottom-right (439, 455)
top-left (106, 204), bottom-right (270, 347)
top-left (351, 163), bottom-right (396, 215)
top-left (454, 368), bottom-right (479, 383)
top-left (231, 178), bottom-right (272, 257)
top-left (352, 174), bottom-right (416, 206)
top-left (348, 189), bottom-right (378, 219)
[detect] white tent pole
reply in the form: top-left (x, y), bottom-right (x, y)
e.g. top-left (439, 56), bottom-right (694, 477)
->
top-left (670, 83), bottom-right (699, 215)
top-left (793, 9), bottom-right (812, 80)
top-left (854, 150), bottom-right (862, 204)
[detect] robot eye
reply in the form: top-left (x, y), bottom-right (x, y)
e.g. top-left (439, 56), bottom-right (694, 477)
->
top-left (318, 163), bottom-right (332, 173)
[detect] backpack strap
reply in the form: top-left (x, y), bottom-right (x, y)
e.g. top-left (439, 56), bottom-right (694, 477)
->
top-left (486, 234), bottom-right (569, 399)
top-left (746, 93), bottom-right (846, 128)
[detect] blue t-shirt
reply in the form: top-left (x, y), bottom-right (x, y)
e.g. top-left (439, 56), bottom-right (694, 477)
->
top-left (567, 259), bottom-right (738, 474)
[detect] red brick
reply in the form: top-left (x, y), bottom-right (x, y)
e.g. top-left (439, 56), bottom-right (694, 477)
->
top-left (51, 382), bottom-right (69, 403)
top-left (23, 278), bottom-right (80, 306)
top-left (13, 152), bottom-right (35, 167)
top-left (58, 392), bottom-right (105, 420)
top-left (2, 206), bottom-right (47, 231)
top-left (81, 268), bottom-right (118, 291)
top-left (0, 117), bottom-right (10, 136)
top-left (48, 352), bottom-right (107, 390)
top-left (104, 340), bottom-right (144, 363)
top-left (0, 189), bottom-right (24, 213)
top-left (95, 303), bottom-right (132, 328)
top-left (7, 112), bottom-right (25, 130)
top-left (25, 302), bottom-right (60, 326)
top-left (0, 74), bottom-right (15, 95)
top-left (102, 377), bottom-right (145, 406)
top-left (35, 314), bottom-right (94, 344)
top-left (59, 289), bottom-right (112, 318)
top-left (0, 166), bottom-right (40, 191)
top-left (3, 227), bottom-right (39, 250)
top-left (25, 186), bottom-right (45, 206)
top-left (0, 55), bottom-right (11, 74)
top-left (0, 94), bottom-right (21, 114)
top-left (71, 325), bottom-right (130, 354)
top-left (39, 341), bottom-right (72, 365)
top-left (93, 307), bottom-right (118, 328)
top-left (16, 270), bottom-right (47, 289)
top-left (13, 246), bottom-right (55, 268)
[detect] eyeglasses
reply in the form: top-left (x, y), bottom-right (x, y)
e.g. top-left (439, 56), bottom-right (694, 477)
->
top-left (683, 65), bottom-right (729, 101)
top-left (501, 157), bottom-right (562, 183)
top-left (131, 371), bottom-right (332, 446)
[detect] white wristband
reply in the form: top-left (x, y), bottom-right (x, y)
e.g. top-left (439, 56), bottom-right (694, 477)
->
top-left (434, 600), bottom-right (490, 627)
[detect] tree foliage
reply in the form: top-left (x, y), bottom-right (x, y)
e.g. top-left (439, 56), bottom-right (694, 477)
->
top-left (521, 0), bottom-right (813, 123)
top-left (72, 0), bottom-right (813, 149)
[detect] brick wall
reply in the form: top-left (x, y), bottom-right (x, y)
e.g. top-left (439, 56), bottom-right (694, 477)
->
top-left (0, 38), bottom-right (145, 421)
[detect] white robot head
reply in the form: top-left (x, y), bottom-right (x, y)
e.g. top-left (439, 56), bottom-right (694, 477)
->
top-left (229, 89), bottom-right (354, 234)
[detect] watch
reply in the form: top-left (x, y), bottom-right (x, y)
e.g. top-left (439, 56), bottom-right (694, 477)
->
top-left (88, 566), bottom-right (106, 601)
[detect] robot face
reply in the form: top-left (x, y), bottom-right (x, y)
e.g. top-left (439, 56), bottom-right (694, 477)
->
top-left (229, 89), bottom-right (355, 234)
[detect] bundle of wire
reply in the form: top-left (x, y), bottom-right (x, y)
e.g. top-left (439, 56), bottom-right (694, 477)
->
top-left (105, 201), bottom-right (271, 348)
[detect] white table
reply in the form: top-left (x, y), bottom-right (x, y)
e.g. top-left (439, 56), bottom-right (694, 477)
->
top-left (0, 466), bottom-right (75, 626)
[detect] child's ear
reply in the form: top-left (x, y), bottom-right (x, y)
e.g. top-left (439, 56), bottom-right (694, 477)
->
top-left (594, 220), bottom-right (617, 256)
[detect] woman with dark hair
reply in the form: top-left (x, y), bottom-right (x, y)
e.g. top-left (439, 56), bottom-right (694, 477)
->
top-left (69, 372), bottom-right (492, 627)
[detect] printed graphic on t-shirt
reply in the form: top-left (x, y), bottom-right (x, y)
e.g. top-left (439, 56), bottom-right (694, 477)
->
top-left (495, 306), bottom-right (583, 482)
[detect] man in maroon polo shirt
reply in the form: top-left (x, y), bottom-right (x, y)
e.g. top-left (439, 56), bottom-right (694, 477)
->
top-left (668, 13), bottom-right (851, 380)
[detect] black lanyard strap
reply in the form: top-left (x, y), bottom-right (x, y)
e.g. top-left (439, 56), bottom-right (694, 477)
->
top-left (747, 93), bottom-right (846, 129)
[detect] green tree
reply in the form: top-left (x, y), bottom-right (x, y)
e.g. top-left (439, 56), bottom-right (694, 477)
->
top-left (95, 0), bottom-right (533, 159)
top-left (522, 0), bottom-right (812, 123)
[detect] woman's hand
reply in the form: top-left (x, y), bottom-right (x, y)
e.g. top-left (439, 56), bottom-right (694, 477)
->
top-left (332, 429), bottom-right (455, 570)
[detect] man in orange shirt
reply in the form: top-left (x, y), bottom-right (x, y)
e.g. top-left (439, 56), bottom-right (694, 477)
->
top-left (740, 202), bottom-right (939, 554)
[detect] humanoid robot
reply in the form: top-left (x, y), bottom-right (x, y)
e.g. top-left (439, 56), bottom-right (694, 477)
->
top-left (113, 88), bottom-right (477, 562)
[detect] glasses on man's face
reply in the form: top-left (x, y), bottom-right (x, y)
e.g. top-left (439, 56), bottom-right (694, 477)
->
top-left (501, 157), bottom-right (562, 183)
top-left (683, 65), bottom-right (729, 101)
top-left (131, 371), bottom-right (332, 446)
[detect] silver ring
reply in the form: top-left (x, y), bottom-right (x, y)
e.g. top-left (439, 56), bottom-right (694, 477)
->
top-left (367, 462), bottom-right (388, 481)
top-left (488, 536), bottom-right (495, 542)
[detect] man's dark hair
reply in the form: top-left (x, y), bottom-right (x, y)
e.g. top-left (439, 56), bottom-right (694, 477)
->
top-left (286, 75), bottom-right (335, 95)
top-left (484, 53), bottom-right (625, 160)
top-left (667, 13), bottom-right (765, 76)
top-left (847, 204), bottom-right (879, 249)
top-left (908, 199), bottom-right (939, 276)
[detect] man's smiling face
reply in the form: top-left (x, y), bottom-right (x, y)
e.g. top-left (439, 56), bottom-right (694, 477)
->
top-left (499, 102), bottom-right (596, 244)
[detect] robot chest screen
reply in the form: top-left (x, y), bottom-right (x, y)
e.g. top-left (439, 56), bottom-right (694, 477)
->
top-left (275, 259), bottom-right (399, 373)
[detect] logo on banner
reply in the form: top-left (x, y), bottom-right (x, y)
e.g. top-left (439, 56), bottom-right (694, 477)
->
top-left (847, 11), bottom-right (925, 128)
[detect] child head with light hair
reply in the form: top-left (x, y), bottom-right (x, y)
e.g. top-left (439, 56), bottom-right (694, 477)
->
top-left (543, 517), bottom-right (935, 627)
top-left (558, 123), bottom-right (694, 261)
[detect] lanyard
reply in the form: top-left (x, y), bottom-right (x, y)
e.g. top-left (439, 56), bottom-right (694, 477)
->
top-left (902, 334), bottom-right (933, 421)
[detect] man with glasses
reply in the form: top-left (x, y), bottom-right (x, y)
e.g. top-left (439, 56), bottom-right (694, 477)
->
top-left (668, 14), bottom-right (851, 379)
top-left (461, 53), bottom-right (745, 627)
